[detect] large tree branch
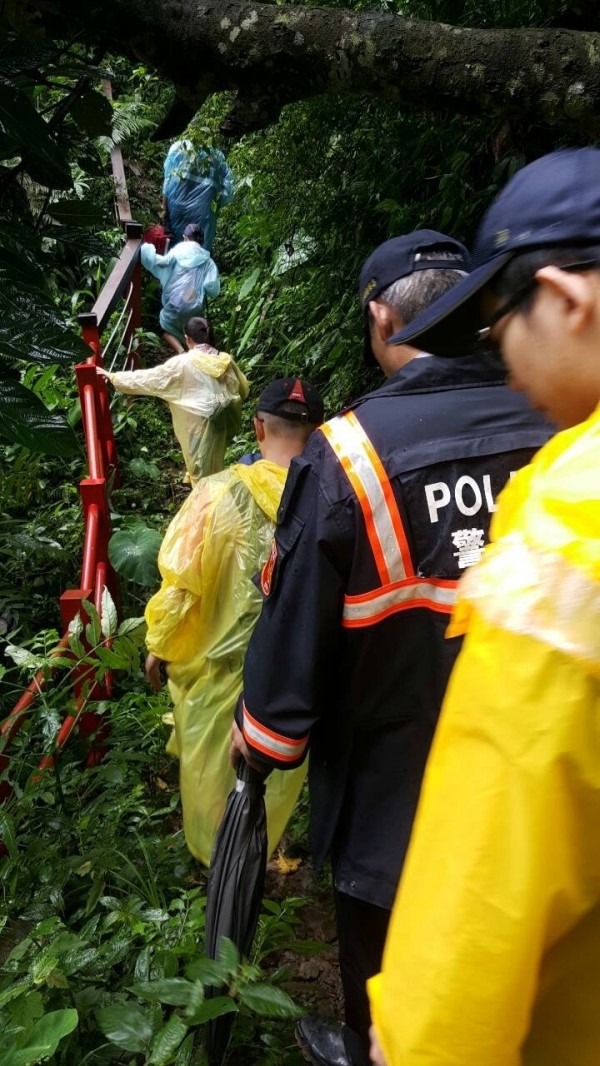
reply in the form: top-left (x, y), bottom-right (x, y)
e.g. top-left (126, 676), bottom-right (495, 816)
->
top-left (52, 0), bottom-right (600, 137)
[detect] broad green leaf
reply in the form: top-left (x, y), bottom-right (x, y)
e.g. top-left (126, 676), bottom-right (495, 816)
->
top-left (41, 224), bottom-right (109, 259)
top-left (70, 89), bottom-right (113, 137)
top-left (0, 248), bottom-right (45, 289)
top-left (7, 989), bottom-right (44, 1028)
top-left (237, 982), bottom-right (302, 1018)
top-left (109, 524), bottom-right (162, 586)
top-left (0, 978), bottom-right (31, 1009)
top-left (4, 643), bottom-right (42, 669)
top-left (68, 615), bottom-right (86, 659)
top-left (0, 37), bottom-right (59, 79)
top-left (132, 979), bottom-right (195, 1007)
top-left (184, 957), bottom-right (228, 985)
top-left (93, 646), bottom-right (129, 670)
top-left (185, 996), bottom-right (237, 1026)
top-left (148, 1015), bottom-right (189, 1065)
top-left (0, 376), bottom-right (78, 456)
top-left (100, 587), bottom-right (118, 640)
top-left (96, 1003), bottom-right (153, 1053)
top-left (81, 599), bottom-right (101, 641)
top-left (2, 1007), bottom-right (78, 1066)
top-left (134, 945), bottom-right (152, 983)
top-left (0, 81), bottom-right (71, 189)
top-left (129, 457), bottom-right (160, 481)
top-left (117, 616), bottom-right (146, 638)
top-left (0, 812), bottom-right (18, 862)
top-left (46, 199), bottom-right (105, 227)
top-left (30, 953), bottom-right (58, 985)
top-left (0, 285), bottom-right (88, 365)
top-left (238, 267), bottom-right (260, 301)
top-left (216, 937), bottom-right (239, 975)
top-left (174, 1034), bottom-right (194, 1066)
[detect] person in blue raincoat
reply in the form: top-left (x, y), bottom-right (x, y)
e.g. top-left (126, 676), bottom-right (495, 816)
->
top-left (161, 139), bottom-right (234, 250)
top-left (140, 223), bottom-right (220, 353)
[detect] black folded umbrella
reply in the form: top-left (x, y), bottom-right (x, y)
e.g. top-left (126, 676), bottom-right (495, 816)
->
top-left (204, 759), bottom-right (268, 1066)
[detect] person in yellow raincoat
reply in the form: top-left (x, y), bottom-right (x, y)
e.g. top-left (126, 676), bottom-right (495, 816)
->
top-left (145, 377), bottom-right (324, 865)
top-left (368, 148), bottom-right (600, 1066)
top-left (98, 317), bottom-right (249, 485)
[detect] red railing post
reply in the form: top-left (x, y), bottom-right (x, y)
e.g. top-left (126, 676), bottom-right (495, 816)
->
top-left (75, 355), bottom-right (121, 488)
top-left (78, 479), bottom-right (118, 610)
top-left (79, 312), bottom-right (101, 363)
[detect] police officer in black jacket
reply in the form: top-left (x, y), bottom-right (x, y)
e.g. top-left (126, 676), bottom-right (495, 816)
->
top-left (231, 231), bottom-right (553, 1066)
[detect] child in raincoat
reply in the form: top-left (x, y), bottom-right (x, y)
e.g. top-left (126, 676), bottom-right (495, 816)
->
top-left (141, 222), bottom-right (220, 353)
top-left (162, 140), bottom-right (234, 251)
top-left (368, 149), bottom-right (600, 1066)
top-left (145, 378), bottom-right (324, 865)
top-left (98, 317), bottom-right (249, 486)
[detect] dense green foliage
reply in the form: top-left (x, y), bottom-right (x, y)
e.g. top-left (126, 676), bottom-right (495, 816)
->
top-left (0, 0), bottom-right (596, 1061)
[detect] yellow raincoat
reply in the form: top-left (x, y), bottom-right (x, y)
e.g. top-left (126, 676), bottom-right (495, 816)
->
top-left (107, 347), bottom-right (249, 485)
top-left (145, 460), bottom-right (306, 865)
top-left (369, 404), bottom-right (600, 1066)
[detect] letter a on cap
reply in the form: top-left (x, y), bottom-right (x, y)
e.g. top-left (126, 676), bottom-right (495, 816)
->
top-left (288, 379), bottom-right (306, 403)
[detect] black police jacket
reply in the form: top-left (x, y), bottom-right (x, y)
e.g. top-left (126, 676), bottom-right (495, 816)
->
top-left (240, 354), bottom-right (553, 909)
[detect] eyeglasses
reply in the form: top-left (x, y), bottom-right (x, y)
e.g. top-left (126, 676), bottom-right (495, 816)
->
top-left (477, 259), bottom-right (600, 342)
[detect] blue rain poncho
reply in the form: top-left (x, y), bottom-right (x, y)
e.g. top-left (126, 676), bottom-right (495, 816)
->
top-left (162, 140), bottom-right (234, 250)
top-left (140, 240), bottom-right (220, 345)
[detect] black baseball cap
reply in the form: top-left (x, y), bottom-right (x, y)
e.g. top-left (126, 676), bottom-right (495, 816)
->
top-left (389, 148), bottom-right (600, 356)
top-left (359, 230), bottom-right (471, 365)
top-left (256, 378), bottom-right (324, 424)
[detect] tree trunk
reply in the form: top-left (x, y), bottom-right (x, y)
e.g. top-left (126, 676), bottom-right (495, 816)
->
top-left (54, 0), bottom-right (600, 136)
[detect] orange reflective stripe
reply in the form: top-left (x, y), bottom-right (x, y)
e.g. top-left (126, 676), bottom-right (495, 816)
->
top-left (354, 415), bottom-right (414, 579)
top-left (321, 412), bottom-right (413, 584)
top-left (342, 577), bottom-right (457, 628)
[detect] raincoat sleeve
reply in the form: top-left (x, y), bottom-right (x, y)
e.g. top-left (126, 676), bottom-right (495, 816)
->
top-left (145, 480), bottom-right (220, 664)
top-left (140, 242), bottom-right (178, 278)
top-left (203, 255), bottom-right (220, 300)
top-left (106, 355), bottom-right (186, 401)
top-left (230, 359), bottom-right (250, 401)
top-left (240, 440), bottom-right (353, 771)
top-left (368, 613), bottom-right (600, 1066)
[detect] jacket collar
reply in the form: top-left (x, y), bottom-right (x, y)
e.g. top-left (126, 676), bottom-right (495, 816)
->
top-left (363, 351), bottom-right (507, 401)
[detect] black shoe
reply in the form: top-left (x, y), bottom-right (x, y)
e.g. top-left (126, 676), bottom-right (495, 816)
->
top-left (295, 1018), bottom-right (370, 1066)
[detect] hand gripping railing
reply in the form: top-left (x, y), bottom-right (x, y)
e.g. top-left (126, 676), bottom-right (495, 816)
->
top-left (0, 107), bottom-right (144, 801)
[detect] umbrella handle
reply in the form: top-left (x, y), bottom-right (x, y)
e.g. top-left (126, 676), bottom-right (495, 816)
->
top-left (237, 759), bottom-right (269, 789)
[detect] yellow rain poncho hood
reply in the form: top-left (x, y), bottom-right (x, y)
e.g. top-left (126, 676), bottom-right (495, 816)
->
top-left (145, 460), bottom-right (306, 865)
top-left (107, 348), bottom-right (249, 485)
top-left (369, 405), bottom-right (600, 1066)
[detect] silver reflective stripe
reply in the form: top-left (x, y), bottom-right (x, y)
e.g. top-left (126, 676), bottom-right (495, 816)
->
top-left (343, 578), bottom-right (457, 626)
top-left (242, 705), bottom-right (308, 762)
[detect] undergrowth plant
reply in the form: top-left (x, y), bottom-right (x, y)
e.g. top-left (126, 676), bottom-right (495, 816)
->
top-left (0, 595), bottom-right (307, 1065)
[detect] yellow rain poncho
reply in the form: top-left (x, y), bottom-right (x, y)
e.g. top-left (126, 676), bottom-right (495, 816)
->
top-left (107, 347), bottom-right (249, 485)
top-left (145, 460), bottom-right (306, 865)
top-left (369, 404), bottom-right (600, 1066)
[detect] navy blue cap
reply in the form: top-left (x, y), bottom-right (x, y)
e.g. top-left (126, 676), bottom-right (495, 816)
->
top-left (389, 148), bottom-right (600, 355)
top-left (360, 230), bottom-right (471, 364)
top-left (257, 377), bottom-right (324, 424)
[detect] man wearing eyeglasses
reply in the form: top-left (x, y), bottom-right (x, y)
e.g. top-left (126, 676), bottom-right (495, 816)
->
top-left (368, 147), bottom-right (600, 1066)
top-left (231, 232), bottom-right (551, 1066)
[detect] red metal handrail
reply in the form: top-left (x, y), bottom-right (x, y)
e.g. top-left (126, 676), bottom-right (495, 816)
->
top-left (0, 87), bottom-right (144, 797)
